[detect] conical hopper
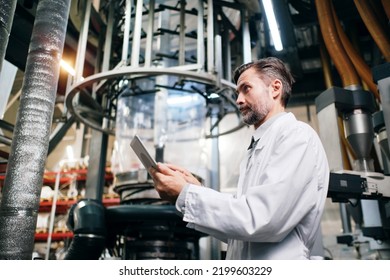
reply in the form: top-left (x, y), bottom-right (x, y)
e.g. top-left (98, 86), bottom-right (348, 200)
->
top-left (343, 110), bottom-right (374, 170)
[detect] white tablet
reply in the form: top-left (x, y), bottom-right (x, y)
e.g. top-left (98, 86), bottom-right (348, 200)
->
top-left (130, 135), bottom-right (157, 170)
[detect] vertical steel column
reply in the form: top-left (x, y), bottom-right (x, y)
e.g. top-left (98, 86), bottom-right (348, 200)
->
top-left (84, 1), bottom-right (114, 201)
top-left (131, 0), bottom-right (144, 67)
top-left (75, 0), bottom-right (92, 83)
top-left (122, 0), bottom-right (132, 64)
top-left (84, 128), bottom-right (108, 200)
top-left (241, 9), bottom-right (252, 63)
top-left (210, 108), bottom-right (221, 260)
top-left (145, 0), bottom-right (155, 67)
top-left (179, 0), bottom-right (186, 66)
top-left (197, 0), bottom-right (205, 71)
top-left (207, 0), bottom-right (214, 73)
top-left (154, 9), bottom-right (170, 160)
top-left (0, 0), bottom-right (71, 260)
top-left (64, 0), bottom-right (91, 115)
top-left (215, 21), bottom-right (222, 88)
top-left (222, 22), bottom-right (232, 81)
top-left (102, 2), bottom-right (115, 71)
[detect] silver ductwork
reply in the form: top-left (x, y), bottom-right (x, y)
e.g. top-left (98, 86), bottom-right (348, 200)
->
top-left (0, 0), bottom-right (71, 259)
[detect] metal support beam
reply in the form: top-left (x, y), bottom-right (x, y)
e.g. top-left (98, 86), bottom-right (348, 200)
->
top-left (131, 0), bottom-right (144, 67)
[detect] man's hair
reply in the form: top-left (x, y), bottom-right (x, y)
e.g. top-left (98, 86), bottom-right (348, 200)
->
top-left (233, 57), bottom-right (295, 106)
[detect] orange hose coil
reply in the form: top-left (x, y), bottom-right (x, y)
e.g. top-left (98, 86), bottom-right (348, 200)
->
top-left (354, 0), bottom-right (390, 61)
top-left (382, 0), bottom-right (390, 20)
top-left (315, 0), bottom-right (361, 88)
top-left (332, 5), bottom-right (380, 101)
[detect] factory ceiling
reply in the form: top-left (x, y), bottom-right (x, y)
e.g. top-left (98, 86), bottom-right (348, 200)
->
top-left (4, 0), bottom-right (389, 108)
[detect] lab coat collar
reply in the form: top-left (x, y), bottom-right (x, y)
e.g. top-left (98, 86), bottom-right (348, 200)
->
top-left (252, 112), bottom-right (288, 142)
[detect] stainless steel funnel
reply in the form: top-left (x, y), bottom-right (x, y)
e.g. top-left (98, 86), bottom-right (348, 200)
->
top-left (343, 109), bottom-right (375, 171)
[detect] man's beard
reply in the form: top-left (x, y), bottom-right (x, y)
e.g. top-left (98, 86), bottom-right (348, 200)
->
top-left (240, 105), bottom-right (269, 126)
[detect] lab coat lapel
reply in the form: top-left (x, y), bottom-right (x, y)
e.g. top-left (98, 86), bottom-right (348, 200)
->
top-left (237, 144), bottom-right (257, 197)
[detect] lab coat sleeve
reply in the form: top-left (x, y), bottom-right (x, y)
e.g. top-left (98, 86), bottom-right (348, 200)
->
top-left (176, 184), bottom-right (233, 243)
top-left (177, 125), bottom-right (326, 243)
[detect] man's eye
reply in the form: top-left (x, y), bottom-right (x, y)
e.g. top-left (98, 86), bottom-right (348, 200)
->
top-left (243, 85), bottom-right (250, 93)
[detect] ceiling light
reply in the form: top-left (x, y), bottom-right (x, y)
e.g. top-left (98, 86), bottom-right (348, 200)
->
top-left (262, 0), bottom-right (283, 51)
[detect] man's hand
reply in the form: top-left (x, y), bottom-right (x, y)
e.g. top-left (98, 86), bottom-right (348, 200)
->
top-left (148, 163), bottom-right (188, 203)
top-left (164, 163), bottom-right (202, 186)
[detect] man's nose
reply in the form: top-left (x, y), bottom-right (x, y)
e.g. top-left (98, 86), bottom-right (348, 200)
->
top-left (236, 92), bottom-right (244, 105)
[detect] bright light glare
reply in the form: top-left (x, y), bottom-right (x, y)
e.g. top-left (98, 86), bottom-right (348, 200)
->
top-left (60, 59), bottom-right (76, 76)
top-left (263, 0), bottom-right (283, 51)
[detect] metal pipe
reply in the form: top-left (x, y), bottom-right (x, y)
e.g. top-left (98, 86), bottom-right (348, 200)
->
top-left (0, 0), bottom-right (17, 75)
top-left (0, 0), bottom-right (71, 260)
top-left (75, 0), bottom-right (92, 83)
top-left (122, 0), bottom-right (132, 64)
top-left (222, 18), bottom-right (232, 81)
top-left (197, 0), bottom-right (205, 71)
top-left (102, 2), bottom-right (114, 71)
top-left (179, 0), bottom-right (186, 66)
top-left (130, 0), bottom-right (143, 67)
top-left (207, 0), bottom-right (214, 73)
top-left (215, 20), bottom-right (222, 88)
top-left (145, 0), bottom-right (155, 67)
top-left (210, 106), bottom-right (221, 260)
top-left (354, 0), bottom-right (390, 62)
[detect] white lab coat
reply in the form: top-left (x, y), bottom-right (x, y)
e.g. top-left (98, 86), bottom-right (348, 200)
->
top-left (176, 112), bottom-right (329, 259)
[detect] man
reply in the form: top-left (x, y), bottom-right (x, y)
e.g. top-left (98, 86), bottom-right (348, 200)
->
top-left (149, 57), bottom-right (330, 259)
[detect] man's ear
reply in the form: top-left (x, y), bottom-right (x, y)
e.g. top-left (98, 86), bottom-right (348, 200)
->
top-left (271, 79), bottom-right (283, 99)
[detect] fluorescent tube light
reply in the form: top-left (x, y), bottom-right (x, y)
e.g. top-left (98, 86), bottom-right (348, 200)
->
top-left (263, 0), bottom-right (283, 51)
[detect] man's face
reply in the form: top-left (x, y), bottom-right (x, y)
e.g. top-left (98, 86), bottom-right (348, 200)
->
top-left (235, 67), bottom-right (274, 129)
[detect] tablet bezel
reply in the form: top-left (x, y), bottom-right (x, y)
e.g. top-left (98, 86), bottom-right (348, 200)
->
top-left (130, 135), bottom-right (157, 170)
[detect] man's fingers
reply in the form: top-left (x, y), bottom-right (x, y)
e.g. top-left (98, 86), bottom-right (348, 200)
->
top-left (156, 162), bottom-right (177, 176)
top-left (165, 163), bottom-right (189, 174)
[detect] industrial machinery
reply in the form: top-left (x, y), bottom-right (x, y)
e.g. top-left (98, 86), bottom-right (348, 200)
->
top-left (61, 0), bottom-right (252, 260)
top-left (1, 0), bottom-right (390, 260)
top-left (315, 63), bottom-right (390, 259)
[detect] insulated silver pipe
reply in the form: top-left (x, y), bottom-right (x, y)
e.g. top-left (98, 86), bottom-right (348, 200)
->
top-left (0, 0), bottom-right (71, 259)
top-left (0, 0), bottom-right (17, 75)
